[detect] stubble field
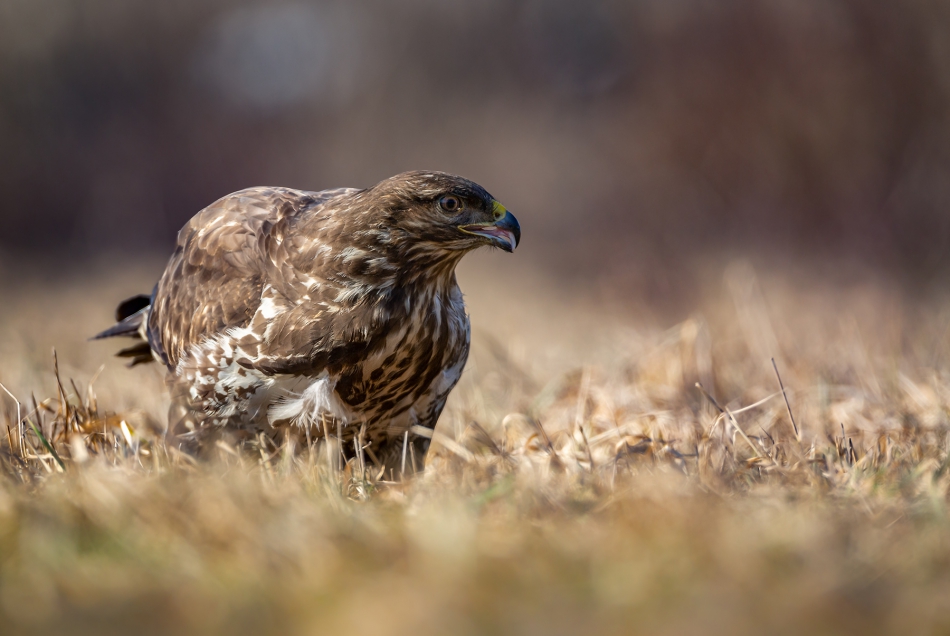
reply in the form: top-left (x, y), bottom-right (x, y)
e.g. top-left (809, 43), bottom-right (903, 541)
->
top-left (1, 253), bottom-right (949, 635)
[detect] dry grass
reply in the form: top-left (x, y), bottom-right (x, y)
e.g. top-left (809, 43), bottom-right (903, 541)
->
top-left (1, 255), bottom-right (950, 635)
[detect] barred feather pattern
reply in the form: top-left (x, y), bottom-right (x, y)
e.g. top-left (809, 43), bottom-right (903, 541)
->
top-left (123, 171), bottom-right (518, 462)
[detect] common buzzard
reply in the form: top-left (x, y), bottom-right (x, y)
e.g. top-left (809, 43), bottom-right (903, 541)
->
top-left (95, 171), bottom-right (520, 467)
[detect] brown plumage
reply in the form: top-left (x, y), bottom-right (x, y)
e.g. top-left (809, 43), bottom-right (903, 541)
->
top-left (94, 171), bottom-right (521, 465)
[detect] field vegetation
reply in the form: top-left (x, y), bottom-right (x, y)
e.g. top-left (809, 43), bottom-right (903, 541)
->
top-left (1, 255), bottom-right (949, 635)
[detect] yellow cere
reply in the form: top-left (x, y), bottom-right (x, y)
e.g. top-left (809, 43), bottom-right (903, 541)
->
top-left (492, 200), bottom-right (507, 221)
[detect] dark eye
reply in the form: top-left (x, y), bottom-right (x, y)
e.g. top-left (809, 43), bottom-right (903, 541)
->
top-left (438, 195), bottom-right (462, 214)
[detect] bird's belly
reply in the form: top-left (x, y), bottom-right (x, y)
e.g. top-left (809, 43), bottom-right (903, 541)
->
top-left (361, 349), bottom-right (466, 429)
top-left (329, 310), bottom-right (470, 435)
top-left (182, 295), bottom-right (470, 443)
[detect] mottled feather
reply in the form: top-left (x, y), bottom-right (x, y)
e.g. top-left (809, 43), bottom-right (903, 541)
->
top-left (95, 171), bottom-right (521, 465)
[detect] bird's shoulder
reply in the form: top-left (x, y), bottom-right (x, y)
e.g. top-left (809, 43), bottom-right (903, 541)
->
top-left (149, 185), bottom-right (360, 368)
top-left (177, 186), bottom-right (357, 249)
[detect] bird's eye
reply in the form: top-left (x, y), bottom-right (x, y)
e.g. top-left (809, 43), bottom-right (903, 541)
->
top-left (438, 195), bottom-right (462, 214)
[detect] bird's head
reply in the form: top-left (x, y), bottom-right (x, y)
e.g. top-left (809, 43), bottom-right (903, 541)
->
top-left (368, 171), bottom-right (521, 255)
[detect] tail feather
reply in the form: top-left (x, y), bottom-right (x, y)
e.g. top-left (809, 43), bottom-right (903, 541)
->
top-left (91, 306), bottom-right (148, 340)
top-left (92, 293), bottom-right (156, 366)
top-left (116, 341), bottom-right (155, 367)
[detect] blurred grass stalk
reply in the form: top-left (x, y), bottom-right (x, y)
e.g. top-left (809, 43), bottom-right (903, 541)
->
top-left (0, 261), bottom-right (949, 635)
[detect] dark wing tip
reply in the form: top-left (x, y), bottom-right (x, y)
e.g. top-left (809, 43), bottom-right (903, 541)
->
top-left (116, 294), bottom-right (151, 322)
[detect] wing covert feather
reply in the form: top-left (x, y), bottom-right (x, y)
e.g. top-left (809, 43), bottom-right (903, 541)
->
top-left (148, 187), bottom-right (354, 368)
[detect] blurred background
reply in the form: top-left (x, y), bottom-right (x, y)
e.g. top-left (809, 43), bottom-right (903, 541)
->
top-left (2, 0), bottom-right (950, 285)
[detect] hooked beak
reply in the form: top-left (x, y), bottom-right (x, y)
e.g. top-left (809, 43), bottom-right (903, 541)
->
top-left (459, 201), bottom-right (521, 253)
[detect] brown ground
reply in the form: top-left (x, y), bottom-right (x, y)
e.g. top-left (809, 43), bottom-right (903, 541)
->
top-left (1, 252), bottom-right (949, 635)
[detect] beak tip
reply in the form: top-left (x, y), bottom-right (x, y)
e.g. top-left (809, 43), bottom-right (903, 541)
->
top-left (504, 213), bottom-right (521, 253)
top-left (504, 230), bottom-right (518, 253)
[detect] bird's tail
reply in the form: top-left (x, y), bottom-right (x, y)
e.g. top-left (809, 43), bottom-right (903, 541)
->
top-left (91, 294), bottom-right (155, 366)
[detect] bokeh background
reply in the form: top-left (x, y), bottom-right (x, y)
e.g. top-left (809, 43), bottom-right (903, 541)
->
top-left (2, 0), bottom-right (950, 282)
top-left (5, 7), bottom-right (950, 634)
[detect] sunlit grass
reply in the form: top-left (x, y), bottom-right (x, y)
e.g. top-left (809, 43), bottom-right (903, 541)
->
top-left (1, 257), bottom-right (949, 635)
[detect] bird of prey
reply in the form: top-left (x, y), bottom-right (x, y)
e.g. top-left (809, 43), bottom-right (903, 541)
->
top-left (94, 171), bottom-right (520, 466)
